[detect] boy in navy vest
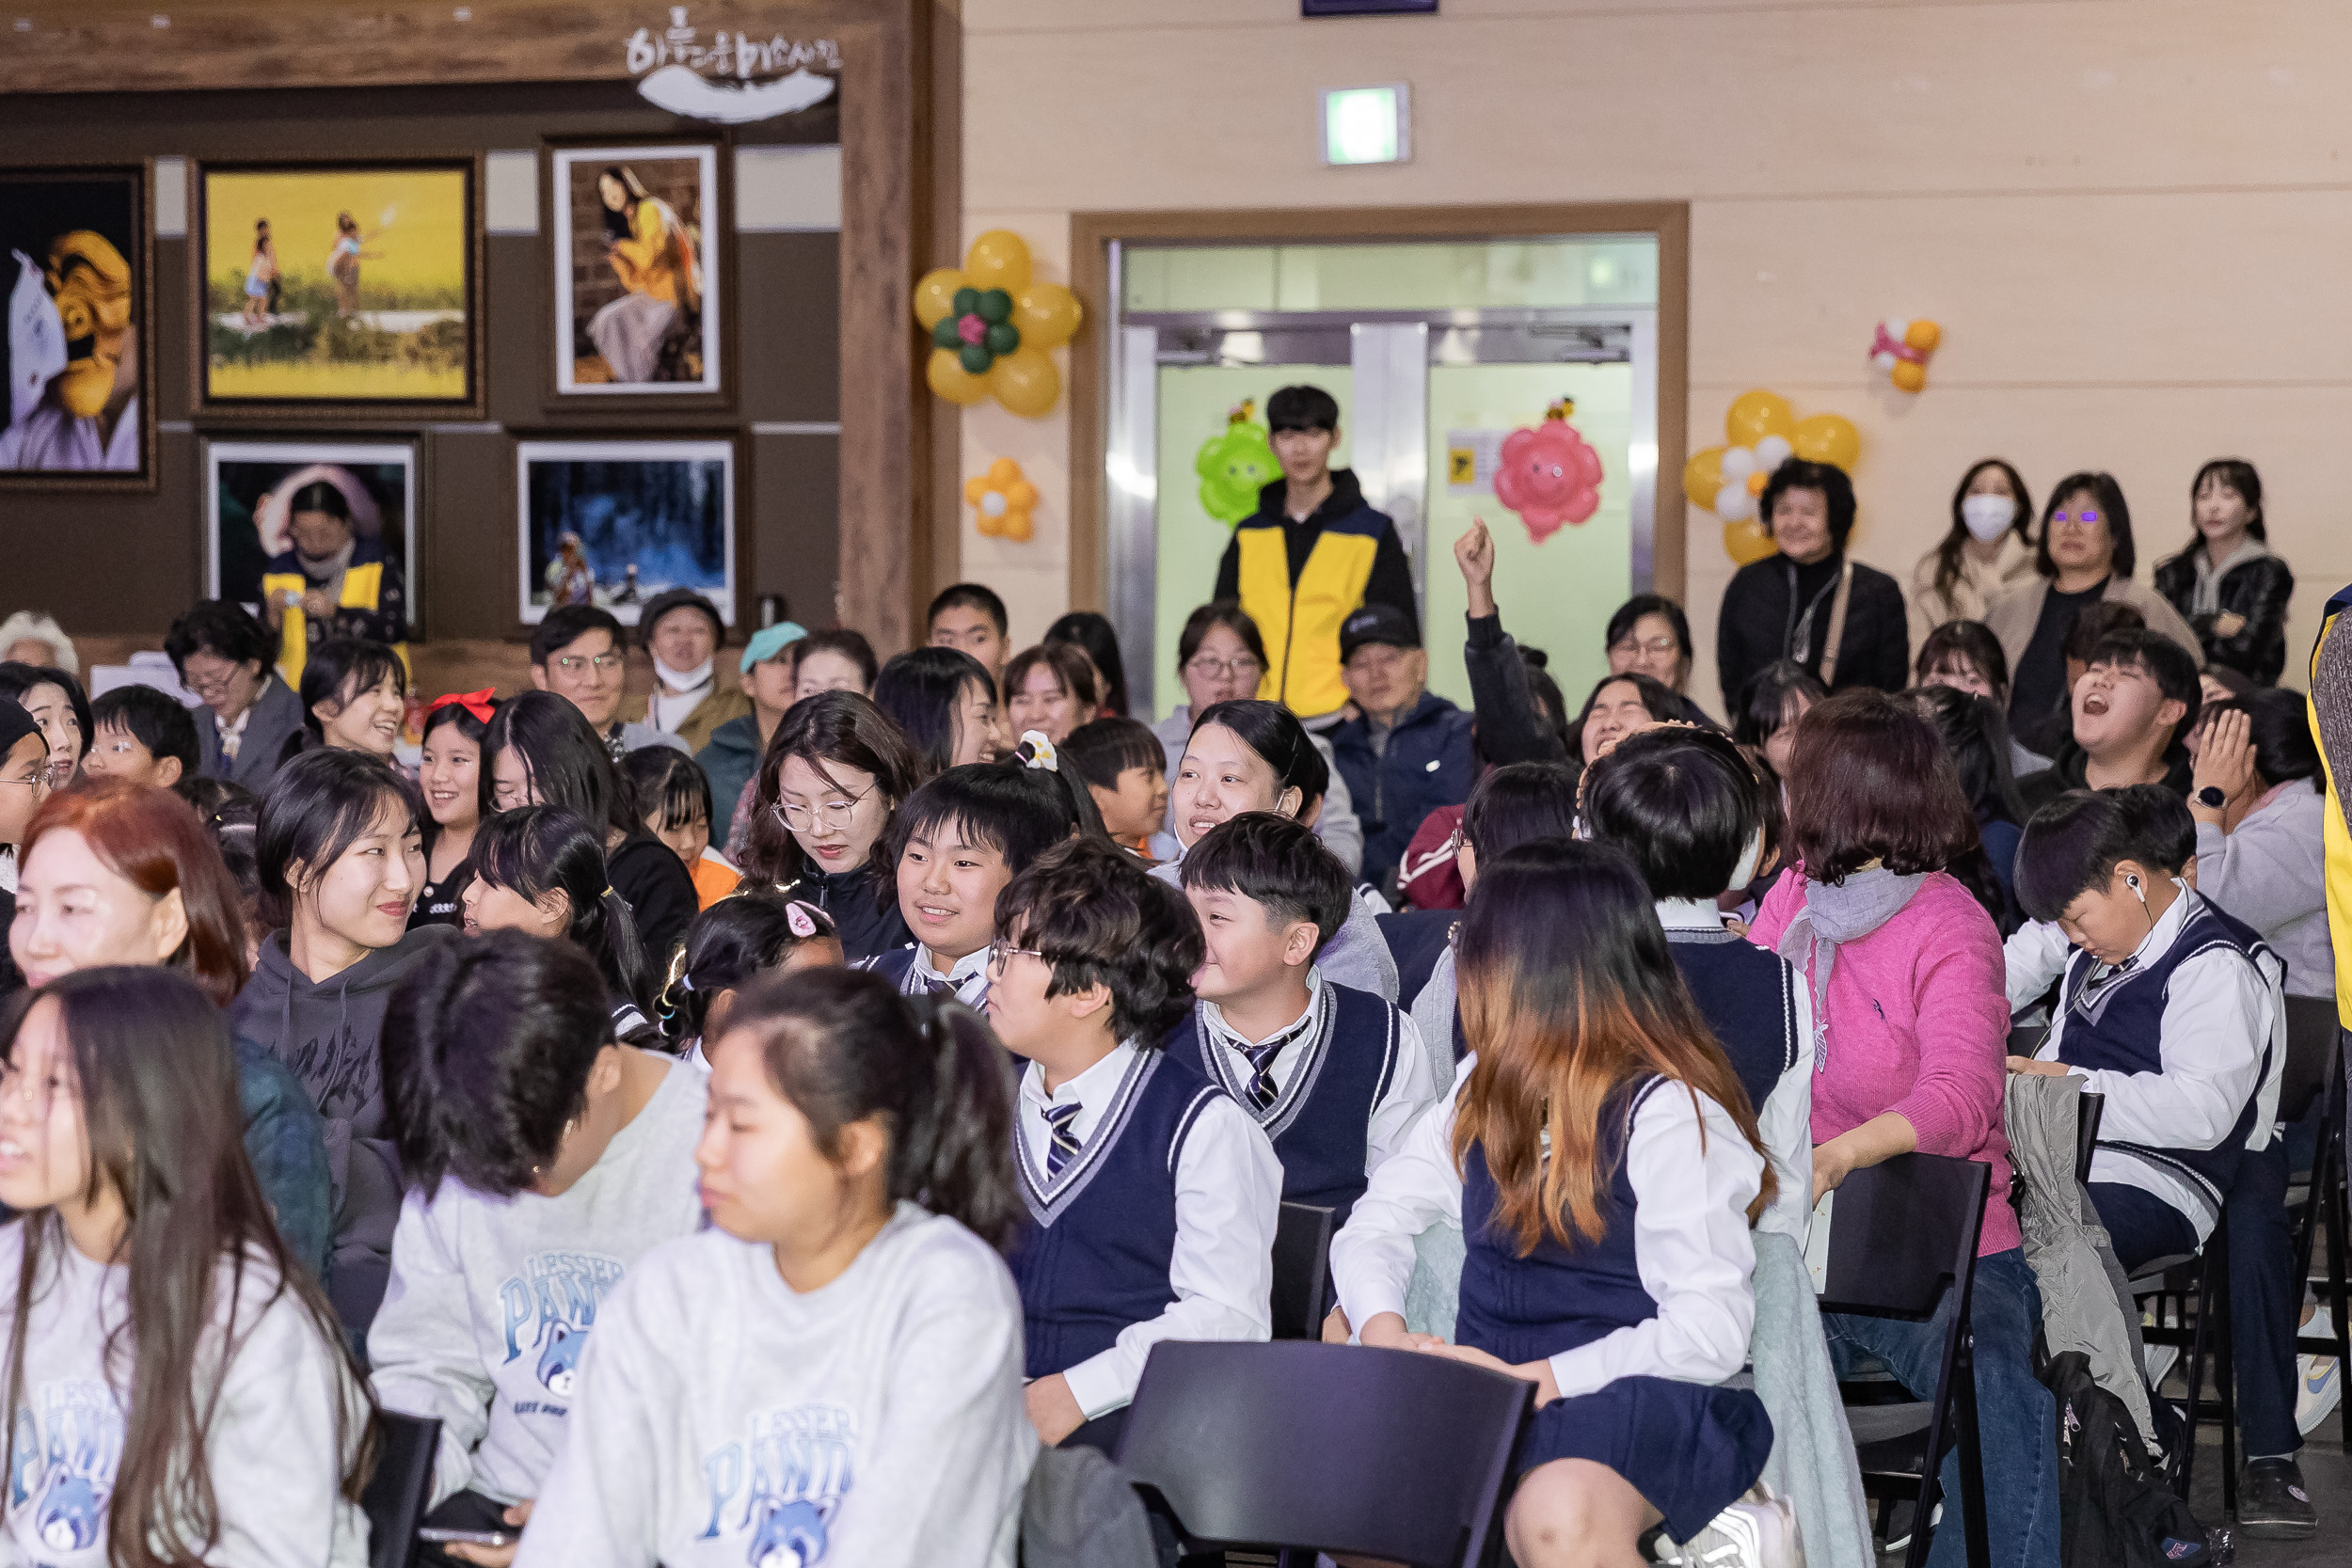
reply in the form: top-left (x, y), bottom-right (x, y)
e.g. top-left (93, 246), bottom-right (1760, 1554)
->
top-left (1581, 727), bottom-right (1816, 1243)
top-left (2009, 784), bottom-right (2312, 1536)
top-left (1175, 814), bottom-right (1437, 1230)
top-left (2009, 788), bottom-right (2310, 1514)
top-left (988, 836), bottom-right (1282, 1454)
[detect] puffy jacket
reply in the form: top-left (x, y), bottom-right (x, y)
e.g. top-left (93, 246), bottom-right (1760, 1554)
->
top-left (2153, 546), bottom-right (2296, 685)
top-left (1214, 468), bottom-right (1416, 720)
top-left (1330, 690), bottom-right (1479, 890)
top-left (261, 532), bottom-right (408, 688)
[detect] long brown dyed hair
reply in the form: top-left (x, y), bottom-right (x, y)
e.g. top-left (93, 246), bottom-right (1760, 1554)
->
top-left (1452, 839), bottom-right (1772, 1253)
top-left (0, 968), bottom-right (375, 1567)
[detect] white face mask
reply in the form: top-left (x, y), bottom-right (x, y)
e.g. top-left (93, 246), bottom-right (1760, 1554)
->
top-left (1961, 493), bottom-right (2014, 543)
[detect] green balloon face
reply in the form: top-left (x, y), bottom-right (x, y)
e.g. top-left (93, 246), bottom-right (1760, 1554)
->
top-left (983, 322), bottom-right (1021, 355)
top-left (951, 287), bottom-right (980, 317)
top-left (977, 289), bottom-right (1014, 325)
top-left (931, 317), bottom-right (962, 350)
top-left (959, 343), bottom-right (993, 374)
top-left (1193, 420), bottom-right (1279, 525)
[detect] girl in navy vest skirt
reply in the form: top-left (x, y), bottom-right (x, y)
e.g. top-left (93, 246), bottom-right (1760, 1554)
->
top-left (1332, 842), bottom-right (1776, 1560)
top-left (1173, 814), bottom-right (1438, 1230)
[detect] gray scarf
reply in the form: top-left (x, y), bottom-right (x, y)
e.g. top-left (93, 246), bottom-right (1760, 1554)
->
top-left (1775, 867), bottom-right (1926, 1069)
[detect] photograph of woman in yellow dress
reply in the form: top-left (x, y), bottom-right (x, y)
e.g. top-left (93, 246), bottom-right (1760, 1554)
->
top-left (552, 145), bottom-right (721, 396)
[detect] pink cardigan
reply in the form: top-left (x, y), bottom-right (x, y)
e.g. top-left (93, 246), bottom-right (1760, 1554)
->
top-left (1750, 867), bottom-right (2022, 1257)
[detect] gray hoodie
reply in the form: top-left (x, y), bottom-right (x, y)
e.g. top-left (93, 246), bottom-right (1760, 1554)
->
top-left (231, 924), bottom-right (456, 1332)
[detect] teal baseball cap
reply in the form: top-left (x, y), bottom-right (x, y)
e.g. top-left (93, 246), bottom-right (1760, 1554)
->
top-left (739, 622), bottom-right (809, 673)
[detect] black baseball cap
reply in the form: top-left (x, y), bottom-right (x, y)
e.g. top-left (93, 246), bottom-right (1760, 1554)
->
top-left (1340, 603), bottom-right (1421, 662)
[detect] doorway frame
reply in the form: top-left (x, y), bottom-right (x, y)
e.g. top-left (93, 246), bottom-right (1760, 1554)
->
top-left (1066, 202), bottom-right (1691, 619)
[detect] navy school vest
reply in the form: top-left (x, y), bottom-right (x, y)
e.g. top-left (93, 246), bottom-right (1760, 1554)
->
top-left (1666, 928), bottom-right (1804, 1117)
top-left (1177, 980), bottom-right (1402, 1229)
top-left (2058, 893), bottom-right (2271, 1214)
top-left (1004, 1048), bottom-right (1228, 1380)
top-left (1456, 1075), bottom-right (1665, 1367)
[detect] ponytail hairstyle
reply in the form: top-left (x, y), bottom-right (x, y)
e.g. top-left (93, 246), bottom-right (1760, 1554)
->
top-left (1009, 732), bottom-right (1109, 842)
top-left (1452, 838), bottom-right (1773, 1250)
top-left (286, 637), bottom-right (405, 762)
top-left (1, 969), bottom-right (376, 1564)
top-left (720, 966), bottom-right (1023, 1247)
top-left (658, 890), bottom-right (841, 1046)
top-left (469, 805), bottom-right (654, 1024)
top-left (882, 754), bottom-right (1098, 889)
top-left (419, 692), bottom-right (497, 855)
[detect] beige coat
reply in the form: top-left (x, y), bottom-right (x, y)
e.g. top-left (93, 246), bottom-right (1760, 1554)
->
top-left (1908, 531), bottom-right (2041, 650)
top-left (1983, 574), bottom-right (2203, 681)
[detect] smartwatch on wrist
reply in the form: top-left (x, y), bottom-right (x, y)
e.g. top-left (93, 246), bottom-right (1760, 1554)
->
top-left (2195, 785), bottom-right (2228, 810)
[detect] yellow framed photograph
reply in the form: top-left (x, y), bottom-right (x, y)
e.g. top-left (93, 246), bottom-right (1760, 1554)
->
top-left (196, 158), bottom-right (480, 417)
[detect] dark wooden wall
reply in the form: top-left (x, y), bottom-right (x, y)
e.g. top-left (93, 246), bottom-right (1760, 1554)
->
top-left (0, 81), bottom-right (841, 641)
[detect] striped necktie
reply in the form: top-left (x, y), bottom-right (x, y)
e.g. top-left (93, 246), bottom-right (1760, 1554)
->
top-left (1042, 1101), bottom-right (1084, 1177)
top-left (1240, 1038), bottom-right (1289, 1111)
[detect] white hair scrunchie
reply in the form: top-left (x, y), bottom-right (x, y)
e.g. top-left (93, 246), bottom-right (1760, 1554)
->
top-left (1020, 731), bottom-right (1059, 772)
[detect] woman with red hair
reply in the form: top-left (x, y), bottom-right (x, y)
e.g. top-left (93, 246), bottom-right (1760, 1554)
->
top-left (8, 778), bottom-right (331, 1275)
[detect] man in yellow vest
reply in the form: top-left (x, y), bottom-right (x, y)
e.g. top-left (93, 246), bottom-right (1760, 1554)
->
top-left (259, 476), bottom-right (407, 687)
top-left (1213, 384), bottom-right (1417, 723)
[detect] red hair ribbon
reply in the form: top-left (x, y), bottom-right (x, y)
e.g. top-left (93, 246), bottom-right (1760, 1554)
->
top-left (429, 688), bottom-right (496, 724)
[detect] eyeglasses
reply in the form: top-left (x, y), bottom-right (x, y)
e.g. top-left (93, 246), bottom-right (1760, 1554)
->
top-left (0, 773), bottom-right (47, 793)
top-left (549, 654), bottom-right (625, 676)
top-left (183, 666), bottom-right (250, 698)
top-left (2048, 510), bottom-right (2105, 530)
top-left (986, 942), bottom-right (1049, 978)
top-left (771, 789), bottom-right (872, 832)
top-left (1184, 656), bottom-right (1264, 682)
top-left (1610, 635), bottom-right (1682, 659)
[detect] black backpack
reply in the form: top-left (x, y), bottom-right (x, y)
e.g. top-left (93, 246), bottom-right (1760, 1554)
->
top-left (2043, 1351), bottom-right (2227, 1568)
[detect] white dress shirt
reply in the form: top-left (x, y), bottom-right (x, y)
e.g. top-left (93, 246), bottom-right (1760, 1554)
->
top-left (2035, 884), bottom-right (2278, 1238)
top-left (1017, 1041), bottom-right (1282, 1418)
top-left (912, 943), bottom-right (993, 1008)
top-left (1656, 898), bottom-right (1817, 1246)
top-left (1196, 967), bottom-right (1439, 1178)
top-left (2003, 918), bottom-right (2074, 1016)
top-left (1331, 1055), bottom-right (1762, 1399)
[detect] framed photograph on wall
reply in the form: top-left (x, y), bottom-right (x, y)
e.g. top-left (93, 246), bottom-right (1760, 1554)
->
top-left (194, 158), bottom-right (480, 417)
top-left (548, 144), bottom-right (723, 399)
top-left (205, 440), bottom-right (419, 638)
top-left (0, 164), bottom-right (154, 491)
top-left (517, 438), bottom-right (734, 626)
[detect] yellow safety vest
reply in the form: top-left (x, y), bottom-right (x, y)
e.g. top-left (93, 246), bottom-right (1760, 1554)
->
top-left (2309, 586), bottom-right (2352, 1027)
top-left (262, 561), bottom-right (405, 688)
top-left (1234, 519), bottom-right (1381, 720)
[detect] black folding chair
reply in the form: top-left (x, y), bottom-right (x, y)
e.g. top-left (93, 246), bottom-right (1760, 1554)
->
top-left (1270, 1200), bottom-right (1334, 1341)
top-left (1115, 1339), bottom-right (1532, 1568)
top-left (361, 1411), bottom-right (442, 1568)
top-left (2280, 999), bottom-right (2351, 1375)
top-left (1820, 1151), bottom-right (1994, 1568)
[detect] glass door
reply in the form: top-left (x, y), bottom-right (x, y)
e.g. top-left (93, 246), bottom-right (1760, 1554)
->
top-left (1105, 238), bottom-right (1658, 717)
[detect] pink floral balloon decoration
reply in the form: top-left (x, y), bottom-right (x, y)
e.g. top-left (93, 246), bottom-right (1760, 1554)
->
top-left (1492, 401), bottom-right (1604, 543)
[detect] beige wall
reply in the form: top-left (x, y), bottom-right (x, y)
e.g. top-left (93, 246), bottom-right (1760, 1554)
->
top-left (961, 0), bottom-right (2352, 700)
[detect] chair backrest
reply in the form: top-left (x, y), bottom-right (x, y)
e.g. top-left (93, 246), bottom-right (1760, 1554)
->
top-left (1117, 1340), bottom-right (1531, 1568)
top-left (2075, 1090), bottom-right (2105, 1187)
top-left (362, 1411), bottom-right (441, 1568)
top-left (1271, 1201), bottom-right (1334, 1340)
top-left (1818, 1152), bottom-right (1991, 1321)
top-left (2278, 996), bottom-right (2341, 1125)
